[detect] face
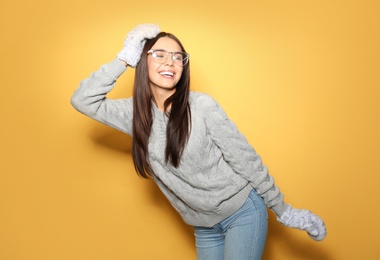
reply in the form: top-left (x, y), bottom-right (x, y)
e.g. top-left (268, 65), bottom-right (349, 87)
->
top-left (147, 37), bottom-right (184, 92)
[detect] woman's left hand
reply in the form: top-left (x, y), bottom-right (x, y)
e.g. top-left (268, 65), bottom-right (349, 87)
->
top-left (277, 206), bottom-right (327, 241)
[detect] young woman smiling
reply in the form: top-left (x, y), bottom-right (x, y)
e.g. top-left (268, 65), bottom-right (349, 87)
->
top-left (71, 24), bottom-right (326, 260)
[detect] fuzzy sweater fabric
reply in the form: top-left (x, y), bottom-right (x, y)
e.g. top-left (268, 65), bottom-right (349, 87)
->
top-left (71, 58), bottom-right (290, 227)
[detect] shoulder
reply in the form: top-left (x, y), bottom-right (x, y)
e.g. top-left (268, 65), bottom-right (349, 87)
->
top-left (189, 91), bottom-right (219, 108)
top-left (189, 91), bottom-right (228, 122)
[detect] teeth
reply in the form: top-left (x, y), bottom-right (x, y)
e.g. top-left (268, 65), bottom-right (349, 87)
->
top-left (160, 71), bottom-right (174, 77)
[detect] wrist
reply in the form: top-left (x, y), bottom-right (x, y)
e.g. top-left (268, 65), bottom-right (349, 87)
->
top-left (272, 202), bottom-right (291, 218)
top-left (118, 59), bottom-right (128, 67)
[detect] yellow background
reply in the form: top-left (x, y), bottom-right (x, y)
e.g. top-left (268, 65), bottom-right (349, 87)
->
top-left (1, 0), bottom-right (379, 259)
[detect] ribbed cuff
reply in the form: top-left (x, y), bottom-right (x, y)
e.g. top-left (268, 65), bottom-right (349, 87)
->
top-left (106, 58), bottom-right (128, 78)
top-left (271, 202), bottom-right (291, 217)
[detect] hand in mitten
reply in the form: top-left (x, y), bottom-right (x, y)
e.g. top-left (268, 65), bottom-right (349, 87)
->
top-left (277, 206), bottom-right (327, 241)
top-left (117, 24), bottom-right (160, 67)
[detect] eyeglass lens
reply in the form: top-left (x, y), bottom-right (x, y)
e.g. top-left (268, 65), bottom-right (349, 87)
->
top-left (151, 50), bottom-right (188, 66)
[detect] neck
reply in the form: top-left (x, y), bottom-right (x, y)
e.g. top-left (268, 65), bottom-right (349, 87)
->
top-left (151, 87), bottom-right (176, 112)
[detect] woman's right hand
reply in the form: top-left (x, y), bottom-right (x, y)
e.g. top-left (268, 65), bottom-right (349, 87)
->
top-left (117, 24), bottom-right (160, 67)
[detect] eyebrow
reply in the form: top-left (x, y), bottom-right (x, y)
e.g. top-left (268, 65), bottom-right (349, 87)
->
top-left (153, 48), bottom-right (183, 53)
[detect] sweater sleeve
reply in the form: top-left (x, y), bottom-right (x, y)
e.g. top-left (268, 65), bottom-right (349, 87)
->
top-left (70, 59), bottom-right (133, 135)
top-left (200, 94), bottom-right (290, 217)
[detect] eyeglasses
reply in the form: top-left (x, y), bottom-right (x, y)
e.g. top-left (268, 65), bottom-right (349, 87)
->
top-left (147, 49), bottom-right (189, 67)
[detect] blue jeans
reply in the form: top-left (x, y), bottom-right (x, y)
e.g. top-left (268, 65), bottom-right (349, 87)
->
top-left (194, 190), bottom-right (268, 260)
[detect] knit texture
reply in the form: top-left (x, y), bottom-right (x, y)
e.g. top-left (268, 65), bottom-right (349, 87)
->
top-left (116, 24), bottom-right (160, 67)
top-left (71, 59), bottom-right (290, 227)
top-left (277, 206), bottom-right (327, 241)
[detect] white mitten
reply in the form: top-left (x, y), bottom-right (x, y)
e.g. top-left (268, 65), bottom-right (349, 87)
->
top-left (277, 206), bottom-right (327, 241)
top-left (117, 24), bottom-right (160, 67)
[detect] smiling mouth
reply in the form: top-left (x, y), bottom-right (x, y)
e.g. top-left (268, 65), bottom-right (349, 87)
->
top-left (159, 71), bottom-right (174, 78)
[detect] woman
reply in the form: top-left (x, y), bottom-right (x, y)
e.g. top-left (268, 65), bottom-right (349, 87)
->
top-left (71, 24), bottom-right (326, 259)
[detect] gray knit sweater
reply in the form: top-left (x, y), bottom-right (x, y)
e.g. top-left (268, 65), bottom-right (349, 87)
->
top-left (71, 58), bottom-right (289, 227)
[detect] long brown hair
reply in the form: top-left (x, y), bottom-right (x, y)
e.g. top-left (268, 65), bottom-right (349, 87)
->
top-left (132, 32), bottom-right (191, 178)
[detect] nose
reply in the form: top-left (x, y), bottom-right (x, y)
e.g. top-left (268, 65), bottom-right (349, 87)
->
top-left (165, 53), bottom-right (175, 66)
